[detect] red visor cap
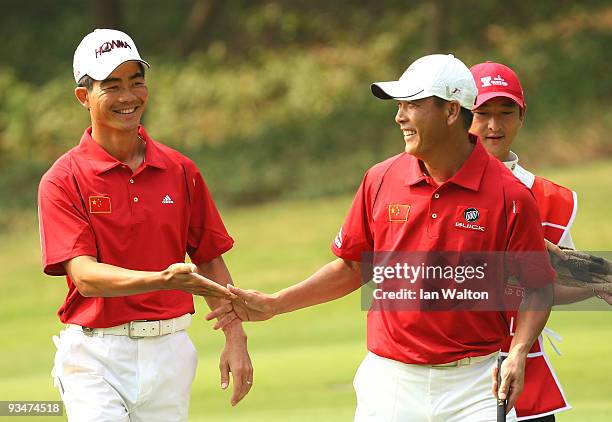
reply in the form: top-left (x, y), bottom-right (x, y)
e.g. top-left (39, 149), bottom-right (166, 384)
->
top-left (470, 61), bottom-right (525, 109)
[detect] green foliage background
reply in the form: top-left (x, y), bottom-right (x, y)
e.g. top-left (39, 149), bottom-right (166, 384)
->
top-left (0, 0), bottom-right (611, 218)
top-left (0, 2), bottom-right (611, 420)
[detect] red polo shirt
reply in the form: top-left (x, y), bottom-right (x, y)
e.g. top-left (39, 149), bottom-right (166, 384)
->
top-left (38, 126), bottom-right (234, 328)
top-left (331, 137), bottom-right (555, 364)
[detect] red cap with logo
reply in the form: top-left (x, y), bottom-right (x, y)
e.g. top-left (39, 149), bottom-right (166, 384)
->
top-left (470, 61), bottom-right (525, 109)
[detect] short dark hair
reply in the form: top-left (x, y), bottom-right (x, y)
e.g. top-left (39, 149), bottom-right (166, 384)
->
top-left (432, 96), bottom-right (473, 130)
top-left (77, 62), bottom-right (146, 92)
top-left (77, 75), bottom-right (95, 91)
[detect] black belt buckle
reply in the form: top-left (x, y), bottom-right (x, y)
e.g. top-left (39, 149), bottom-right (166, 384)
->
top-left (82, 327), bottom-right (95, 337)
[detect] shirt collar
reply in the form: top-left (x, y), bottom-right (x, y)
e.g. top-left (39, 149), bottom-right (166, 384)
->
top-left (404, 153), bottom-right (429, 186)
top-left (502, 150), bottom-right (519, 171)
top-left (404, 134), bottom-right (488, 191)
top-left (138, 126), bottom-right (168, 170)
top-left (77, 125), bottom-right (167, 175)
top-left (447, 135), bottom-right (489, 191)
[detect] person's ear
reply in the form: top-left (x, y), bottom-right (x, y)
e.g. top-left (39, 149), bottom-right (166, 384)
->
top-left (75, 87), bottom-right (90, 110)
top-left (447, 101), bottom-right (461, 125)
top-left (518, 105), bottom-right (527, 123)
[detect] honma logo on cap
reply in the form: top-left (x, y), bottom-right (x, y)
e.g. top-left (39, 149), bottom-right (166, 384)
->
top-left (95, 40), bottom-right (132, 58)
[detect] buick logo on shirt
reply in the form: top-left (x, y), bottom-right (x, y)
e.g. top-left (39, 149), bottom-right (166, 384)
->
top-left (455, 206), bottom-right (487, 232)
top-left (464, 208), bottom-right (480, 223)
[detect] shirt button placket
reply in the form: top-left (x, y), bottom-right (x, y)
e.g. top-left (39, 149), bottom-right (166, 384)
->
top-left (432, 193), bottom-right (439, 218)
top-left (128, 173), bottom-right (146, 223)
top-left (127, 174), bottom-right (140, 221)
top-left (428, 191), bottom-right (441, 238)
top-left (431, 191), bottom-right (441, 220)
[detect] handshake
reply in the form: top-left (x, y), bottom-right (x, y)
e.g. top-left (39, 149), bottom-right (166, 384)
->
top-left (163, 262), bottom-right (278, 326)
top-left (205, 285), bottom-right (277, 329)
top-left (198, 244), bottom-right (612, 332)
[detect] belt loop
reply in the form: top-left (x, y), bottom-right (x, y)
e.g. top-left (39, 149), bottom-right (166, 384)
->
top-left (171, 317), bottom-right (177, 334)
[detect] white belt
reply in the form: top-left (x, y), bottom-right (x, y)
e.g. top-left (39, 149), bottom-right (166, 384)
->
top-left (426, 351), bottom-right (498, 368)
top-left (67, 313), bottom-right (192, 339)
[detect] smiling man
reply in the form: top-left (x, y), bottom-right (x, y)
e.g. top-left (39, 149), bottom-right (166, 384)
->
top-left (208, 54), bottom-right (555, 421)
top-left (38, 29), bottom-right (252, 421)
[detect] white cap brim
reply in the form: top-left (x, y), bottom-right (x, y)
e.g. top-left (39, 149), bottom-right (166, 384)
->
top-left (84, 58), bottom-right (150, 82)
top-left (371, 81), bottom-right (429, 101)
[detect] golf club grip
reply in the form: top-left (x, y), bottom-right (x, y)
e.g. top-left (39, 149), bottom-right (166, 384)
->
top-left (497, 355), bottom-right (506, 422)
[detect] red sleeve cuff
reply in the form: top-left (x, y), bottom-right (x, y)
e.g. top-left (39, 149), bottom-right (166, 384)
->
top-left (189, 232), bottom-right (234, 266)
top-left (43, 247), bottom-right (98, 276)
top-left (331, 243), bottom-right (362, 263)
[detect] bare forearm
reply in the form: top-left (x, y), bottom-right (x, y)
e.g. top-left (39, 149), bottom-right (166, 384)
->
top-left (65, 255), bottom-right (232, 299)
top-left (553, 284), bottom-right (594, 305)
top-left (511, 284), bottom-right (553, 356)
top-left (199, 256), bottom-right (234, 309)
top-left (198, 256), bottom-right (246, 339)
top-left (65, 256), bottom-right (165, 297)
top-left (274, 258), bottom-right (362, 314)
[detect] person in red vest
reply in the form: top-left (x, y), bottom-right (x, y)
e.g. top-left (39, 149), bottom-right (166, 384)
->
top-left (469, 61), bottom-right (611, 421)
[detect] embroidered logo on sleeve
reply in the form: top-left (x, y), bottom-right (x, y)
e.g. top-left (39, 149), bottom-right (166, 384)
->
top-left (334, 227), bottom-right (343, 248)
top-left (388, 204), bottom-right (411, 223)
top-left (89, 196), bottom-right (112, 214)
top-left (512, 200), bottom-right (519, 214)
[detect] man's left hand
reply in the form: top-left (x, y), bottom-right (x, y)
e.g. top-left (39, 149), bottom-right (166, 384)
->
top-left (219, 322), bottom-right (253, 406)
top-left (595, 290), bottom-right (612, 305)
top-left (492, 351), bottom-right (526, 414)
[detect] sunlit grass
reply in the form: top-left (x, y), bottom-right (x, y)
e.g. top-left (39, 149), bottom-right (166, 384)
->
top-left (0, 160), bottom-right (610, 421)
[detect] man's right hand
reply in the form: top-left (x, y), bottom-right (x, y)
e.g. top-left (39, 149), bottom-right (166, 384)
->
top-left (205, 258), bottom-right (363, 329)
top-left (163, 263), bottom-right (234, 299)
top-left (206, 285), bottom-right (277, 329)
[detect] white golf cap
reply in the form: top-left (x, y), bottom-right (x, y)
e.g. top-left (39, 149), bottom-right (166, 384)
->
top-left (371, 54), bottom-right (477, 109)
top-left (73, 28), bottom-right (150, 83)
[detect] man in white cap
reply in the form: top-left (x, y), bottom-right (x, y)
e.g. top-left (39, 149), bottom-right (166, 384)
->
top-left (208, 54), bottom-right (555, 421)
top-left (38, 29), bottom-right (252, 421)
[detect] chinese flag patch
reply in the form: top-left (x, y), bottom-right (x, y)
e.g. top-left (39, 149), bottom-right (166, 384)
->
top-left (388, 204), bottom-right (410, 222)
top-left (89, 196), bottom-right (112, 214)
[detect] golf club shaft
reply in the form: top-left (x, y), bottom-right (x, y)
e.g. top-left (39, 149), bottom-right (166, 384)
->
top-left (497, 355), bottom-right (506, 422)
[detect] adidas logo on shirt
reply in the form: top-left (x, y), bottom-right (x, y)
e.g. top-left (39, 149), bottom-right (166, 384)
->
top-left (162, 195), bottom-right (174, 204)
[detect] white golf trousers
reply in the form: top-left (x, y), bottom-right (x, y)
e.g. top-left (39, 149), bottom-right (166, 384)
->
top-left (353, 352), bottom-right (518, 422)
top-left (52, 326), bottom-right (198, 422)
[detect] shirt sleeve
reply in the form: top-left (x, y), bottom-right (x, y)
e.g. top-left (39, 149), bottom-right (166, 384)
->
top-left (331, 172), bottom-right (375, 262)
top-left (38, 177), bottom-right (98, 276)
top-left (505, 187), bottom-right (556, 288)
top-left (186, 168), bottom-right (234, 265)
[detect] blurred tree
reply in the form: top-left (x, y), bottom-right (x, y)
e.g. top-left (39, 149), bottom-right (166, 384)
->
top-left (92, 0), bottom-right (122, 29)
top-left (427, 0), bottom-right (447, 51)
top-left (176, 0), bottom-right (218, 56)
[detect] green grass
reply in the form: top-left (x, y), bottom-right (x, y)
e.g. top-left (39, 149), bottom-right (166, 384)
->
top-left (0, 160), bottom-right (610, 421)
